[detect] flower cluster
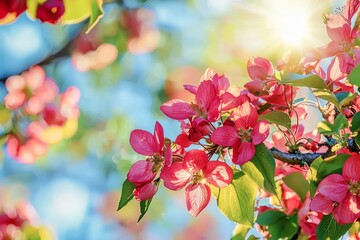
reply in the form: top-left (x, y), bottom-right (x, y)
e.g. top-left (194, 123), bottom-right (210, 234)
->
top-left (3, 66), bottom-right (80, 164)
top-left (0, 0), bottom-right (65, 25)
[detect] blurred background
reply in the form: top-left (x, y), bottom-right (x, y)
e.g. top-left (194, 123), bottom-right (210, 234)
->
top-left (0, 0), bottom-right (339, 239)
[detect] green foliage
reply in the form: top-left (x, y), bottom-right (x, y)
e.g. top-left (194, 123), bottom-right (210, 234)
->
top-left (307, 157), bottom-right (323, 197)
top-left (117, 178), bottom-right (135, 210)
top-left (283, 172), bottom-right (309, 202)
top-left (86, 0), bottom-right (104, 34)
top-left (276, 72), bottom-right (328, 89)
top-left (318, 113), bottom-right (348, 135)
top-left (138, 197), bottom-right (153, 222)
top-left (350, 112), bottom-right (360, 132)
top-left (336, 92), bottom-right (358, 109)
top-left (214, 169), bottom-right (258, 226)
top-left (316, 154), bottom-right (349, 181)
top-left (316, 215), bottom-right (352, 240)
top-left (348, 63), bottom-right (360, 87)
top-left (313, 89), bottom-right (340, 109)
top-left (258, 111), bottom-right (291, 129)
top-left (256, 210), bottom-right (298, 239)
top-left (231, 224), bottom-right (252, 240)
top-left (242, 143), bottom-right (277, 195)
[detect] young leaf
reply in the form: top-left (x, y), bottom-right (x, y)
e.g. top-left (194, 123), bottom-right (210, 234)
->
top-left (350, 112), bottom-right (360, 132)
top-left (313, 89), bottom-right (340, 109)
top-left (348, 63), bottom-right (360, 87)
top-left (216, 169), bottom-right (258, 226)
top-left (86, 0), bottom-right (104, 34)
top-left (283, 172), bottom-right (309, 202)
top-left (242, 143), bottom-right (277, 195)
top-left (307, 157), bottom-right (323, 198)
top-left (117, 179), bottom-right (135, 211)
top-left (138, 197), bottom-right (154, 222)
top-left (256, 210), bottom-right (299, 240)
top-left (231, 224), bottom-right (251, 240)
top-left (258, 111), bottom-right (291, 129)
top-left (318, 114), bottom-right (348, 135)
top-left (316, 214), bottom-right (352, 240)
top-left (278, 72), bottom-right (328, 89)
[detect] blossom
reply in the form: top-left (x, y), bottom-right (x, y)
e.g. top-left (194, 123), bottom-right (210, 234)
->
top-left (160, 80), bottom-right (221, 122)
top-left (211, 101), bottom-right (269, 165)
top-left (297, 197), bottom-right (322, 239)
top-left (309, 154), bottom-right (360, 224)
top-left (127, 122), bottom-right (171, 200)
top-left (36, 0), bottom-right (65, 24)
top-left (160, 149), bottom-right (233, 216)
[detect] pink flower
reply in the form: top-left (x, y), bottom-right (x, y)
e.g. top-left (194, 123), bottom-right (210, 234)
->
top-left (160, 80), bottom-right (221, 122)
top-left (127, 122), bottom-right (172, 200)
top-left (160, 149), bottom-right (233, 216)
top-left (298, 197), bottom-right (322, 239)
top-left (211, 101), bottom-right (269, 165)
top-left (310, 154), bottom-right (360, 224)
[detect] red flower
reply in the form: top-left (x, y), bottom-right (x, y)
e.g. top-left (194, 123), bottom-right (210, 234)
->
top-left (127, 122), bottom-right (172, 200)
top-left (160, 149), bottom-right (233, 216)
top-left (211, 101), bottom-right (269, 165)
top-left (310, 154), bottom-right (360, 224)
top-left (0, 0), bottom-right (26, 20)
top-left (36, 0), bottom-right (65, 24)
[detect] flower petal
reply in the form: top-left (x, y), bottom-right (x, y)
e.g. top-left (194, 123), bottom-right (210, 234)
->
top-left (160, 99), bottom-right (195, 120)
top-left (232, 141), bottom-right (255, 165)
top-left (183, 149), bottom-right (209, 174)
top-left (195, 80), bottom-right (216, 111)
top-left (129, 129), bottom-right (156, 156)
top-left (309, 193), bottom-right (334, 214)
top-left (205, 161), bottom-right (233, 187)
top-left (160, 162), bottom-right (191, 190)
top-left (318, 174), bottom-right (348, 202)
top-left (127, 160), bottom-right (156, 185)
top-left (211, 126), bottom-right (238, 146)
top-left (251, 120), bottom-right (269, 145)
top-left (233, 101), bottom-right (258, 129)
top-left (153, 121), bottom-right (164, 154)
top-left (342, 154), bottom-right (360, 182)
top-left (185, 183), bottom-right (211, 217)
top-left (134, 182), bottom-right (157, 201)
top-left (333, 194), bottom-right (360, 224)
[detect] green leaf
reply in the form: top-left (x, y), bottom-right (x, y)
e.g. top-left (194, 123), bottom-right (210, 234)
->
top-left (256, 210), bottom-right (298, 240)
top-left (242, 143), bottom-right (277, 194)
top-left (313, 89), bottom-right (339, 109)
top-left (216, 169), bottom-right (257, 226)
top-left (86, 0), bottom-right (104, 34)
top-left (278, 72), bottom-right (328, 89)
top-left (307, 157), bottom-right (323, 197)
top-left (231, 224), bottom-right (251, 240)
top-left (348, 63), bottom-right (360, 87)
top-left (0, 106), bottom-right (12, 134)
top-left (62, 0), bottom-right (92, 24)
top-left (355, 135), bottom-right (360, 147)
top-left (117, 179), bottom-right (135, 211)
top-left (138, 197), bottom-right (153, 222)
top-left (337, 92), bottom-right (358, 108)
top-left (351, 112), bottom-right (360, 132)
top-left (318, 114), bottom-right (348, 135)
top-left (317, 154), bottom-right (349, 181)
top-left (283, 172), bottom-right (309, 202)
top-left (258, 111), bottom-right (291, 129)
top-left (316, 214), bottom-right (352, 240)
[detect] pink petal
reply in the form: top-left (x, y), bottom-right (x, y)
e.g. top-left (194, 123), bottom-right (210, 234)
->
top-left (205, 161), bottom-right (233, 187)
top-left (160, 163), bottom-right (191, 190)
top-left (233, 101), bottom-right (258, 129)
top-left (333, 194), bottom-right (360, 224)
top-left (326, 14), bottom-right (351, 42)
top-left (129, 129), bottom-right (156, 156)
top-left (212, 74), bottom-right (230, 94)
top-left (153, 121), bottom-right (164, 154)
top-left (328, 55), bottom-right (347, 82)
top-left (175, 133), bottom-right (192, 148)
top-left (232, 141), bottom-right (255, 165)
top-left (183, 84), bottom-right (197, 94)
top-left (341, 0), bottom-right (360, 21)
top-left (164, 146), bottom-right (172, 167)
top-left (195, 80), bottom-right (216, 111)
top-left (342, 154), bottom-right (360, 182)
top-left (251, 120), bottom-right (269, 145)
top-left (185, 183), bottom-right (211, 217)
top-left (207, 97), bottom-right (220, 122)
top-left (309, 193), bottom-right (334, 214)
top-left (183, 149), bottom-right (209, 174)
top-left (318, 174), bottom-right (349, 202)
top-left (211, 126), bottom-right (238, 146)
top-left (127, 160), bottom-right (156, 185)
top-left (160, 99), bottom-right (195, 120)
top-left (134, 182), bottom-right (157, 201)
